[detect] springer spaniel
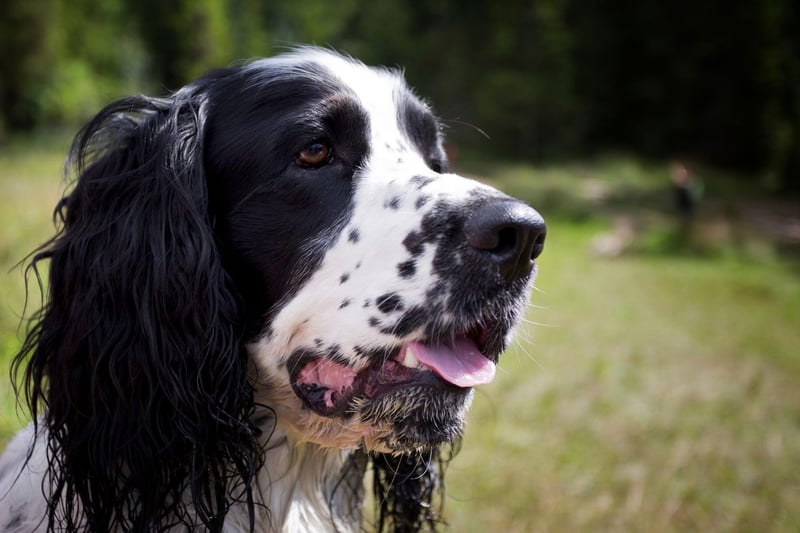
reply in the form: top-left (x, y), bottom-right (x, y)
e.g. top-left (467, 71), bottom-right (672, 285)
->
top-left (0, 48), bottom-right (545, 532)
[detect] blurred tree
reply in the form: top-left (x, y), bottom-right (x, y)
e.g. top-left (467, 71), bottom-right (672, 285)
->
top-left (0, 0), bottom-right (56, 132)
top-left (134, 0), bottom-right (232, 90)
top-left (759, 0), bottom-right (800, 192)
top-left (37, 0), bottom-right (147, 125)
top-left (228, 0), bottom-right (271, 58)
top-left (569, 1), bottom-right (762, 163)
top-left (272, 0), bottom-right (359, 47)
top-left (0, 0), bottom-right (798, 191)
top-left (471, 0), bottom-right (581, 159)
top-left (341, 0), bottom-right (583, 159)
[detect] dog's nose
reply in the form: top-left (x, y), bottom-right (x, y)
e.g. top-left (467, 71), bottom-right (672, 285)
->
top-left (464, 200), bottom-right (546, 281)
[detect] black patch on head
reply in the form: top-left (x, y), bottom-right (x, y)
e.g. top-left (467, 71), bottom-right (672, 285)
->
top-left (314, 338), bottom-right (323, 347)
top-left (376, 293), bottom-right (404, 314)
top-left (385, 196), bottom-right (401, 210)
top-left (339, 299), bottom-right (351, 309)
top-left (369, 317), bottom-right (382, 327)
top-left (410, 175), bottom-right (436, 190)
top-left (415, 195), bottom-right (431, 209)
top-left (397, 259), bottom-right (417, 279)
top-left (348, 229), bottom-right (360, 243)
top-left (425, 280), bottom-right (448, 300)
top-left (326, 344), bottom-right (350, 366)
top-left (403, 230), bottom-right (428, 257)
top-left (363, 299), bottom-right (371, 308)
top-left (398, 94), bottom-right (448, 174)
top-left (340, 273), bottom-right (350, 284)
top-left (381, 305), bottom-right (428, 337)
top-left (205, 62), bottom-right (371, 328)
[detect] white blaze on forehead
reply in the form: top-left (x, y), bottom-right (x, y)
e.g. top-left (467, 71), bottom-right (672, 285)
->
top-left (296, 51), bottom-right (501, 195)
top-left (284, 48), bottom-right (421, 156)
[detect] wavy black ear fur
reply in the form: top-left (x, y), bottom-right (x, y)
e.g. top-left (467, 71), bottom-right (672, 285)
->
top-left (12, 82), bottom-right (260, 532)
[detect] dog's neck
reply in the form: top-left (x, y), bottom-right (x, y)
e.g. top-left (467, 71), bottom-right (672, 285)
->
top-left (253, 419), bottom-right (367, 532)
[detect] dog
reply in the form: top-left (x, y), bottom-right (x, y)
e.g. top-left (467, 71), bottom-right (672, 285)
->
top-left (0, 48), bottom-right (545, 532)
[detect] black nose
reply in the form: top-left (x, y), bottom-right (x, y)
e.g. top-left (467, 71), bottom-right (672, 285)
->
top-left (464, 200), bottom-right (546, 281)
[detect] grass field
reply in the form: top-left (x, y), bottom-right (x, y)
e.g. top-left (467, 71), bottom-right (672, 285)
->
top-left (1, 135), bottom-right (799, 532)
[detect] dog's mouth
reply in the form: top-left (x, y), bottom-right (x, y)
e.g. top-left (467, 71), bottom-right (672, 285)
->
top-left (289, 328), bottom-right (496, 418)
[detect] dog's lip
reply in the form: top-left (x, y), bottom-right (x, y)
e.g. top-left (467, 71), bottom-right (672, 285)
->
top-left (290, 349), bottom-right (459, 418)
top-left (289, 326), bottom-right (495, 418)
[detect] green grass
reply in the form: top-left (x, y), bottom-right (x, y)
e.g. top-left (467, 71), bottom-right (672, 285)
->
top-left (0, 133), bottom-right (70, 439)
top-left (446, 226), bottom-right (800, 532)
top-left (1, 137), bottom-right (799, 532)
top-left (444, 160), bottom-right (800, 532)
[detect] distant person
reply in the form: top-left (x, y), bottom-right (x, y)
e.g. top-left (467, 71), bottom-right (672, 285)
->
top-left (670, 161), bottom-right (702, 218)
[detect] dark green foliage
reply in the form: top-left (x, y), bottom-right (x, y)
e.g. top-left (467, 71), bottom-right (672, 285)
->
top-left (134, 0), bottom-right (232, 90)
top-left (227, 0), bottom-right (271, 58)
top-left (758, 0), bottom-right (800, 192)
top-left (0, 0), bottom-right (56, 132)
top-left (0, 0), bottom-right (798, 190)
top-left (570, 2), bottom-right (764, 169)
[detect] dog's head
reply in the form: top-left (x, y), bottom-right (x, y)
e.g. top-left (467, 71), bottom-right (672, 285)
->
top-left (15, 48), bottom-right (544, 530)
top-left (202, 49), bottom-right (546, 452)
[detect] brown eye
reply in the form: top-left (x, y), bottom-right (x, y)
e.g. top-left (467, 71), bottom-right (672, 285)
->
top-left (297, 141), bottom-right (332, 168)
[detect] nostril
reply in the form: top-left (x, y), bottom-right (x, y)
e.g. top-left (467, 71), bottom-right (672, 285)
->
top-left (531, 229), bottom-right (546, 260)
top-left (464, 200), bottom-right (546, 281)
top-left (494, 227), bottom-right (518, 258)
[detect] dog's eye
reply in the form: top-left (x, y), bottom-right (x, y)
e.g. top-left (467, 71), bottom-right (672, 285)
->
top-left (297, 141), bottom-right (333, 168)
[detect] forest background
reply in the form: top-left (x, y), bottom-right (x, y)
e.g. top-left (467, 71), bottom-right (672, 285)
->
top-left (2, 0), bottom-right (799, 191)
top-left (1, 1), bottom-right (799, 531)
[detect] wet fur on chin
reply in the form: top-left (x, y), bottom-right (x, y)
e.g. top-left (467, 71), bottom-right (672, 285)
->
top-left (255, 373), bottom-right (473, 453)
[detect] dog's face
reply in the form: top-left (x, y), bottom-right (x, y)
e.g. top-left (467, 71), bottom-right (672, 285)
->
top-left (205, 49), bottom-right (545, 453)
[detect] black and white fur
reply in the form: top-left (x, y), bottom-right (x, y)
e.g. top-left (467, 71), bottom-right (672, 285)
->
top-left (0, 48), bottom-right (546, 532)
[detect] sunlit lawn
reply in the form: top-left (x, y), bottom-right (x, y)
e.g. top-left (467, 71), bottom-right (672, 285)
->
top-left (0, 134), bottom-right (68, 439)
top-left (1, 135), bottom-right (798, 532)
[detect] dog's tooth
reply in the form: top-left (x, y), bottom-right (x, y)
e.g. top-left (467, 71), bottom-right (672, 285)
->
top-left (402, 345), bottom-right (420, 368)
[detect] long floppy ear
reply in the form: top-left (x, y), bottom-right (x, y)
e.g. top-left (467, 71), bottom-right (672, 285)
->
top-left (12, 85), bottom-right (260, 531)
top-left (371, 445), bottom-right (455, 532)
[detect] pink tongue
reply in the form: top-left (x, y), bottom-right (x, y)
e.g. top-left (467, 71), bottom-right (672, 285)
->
top-left (409, 337), bottom-right (496, 387)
